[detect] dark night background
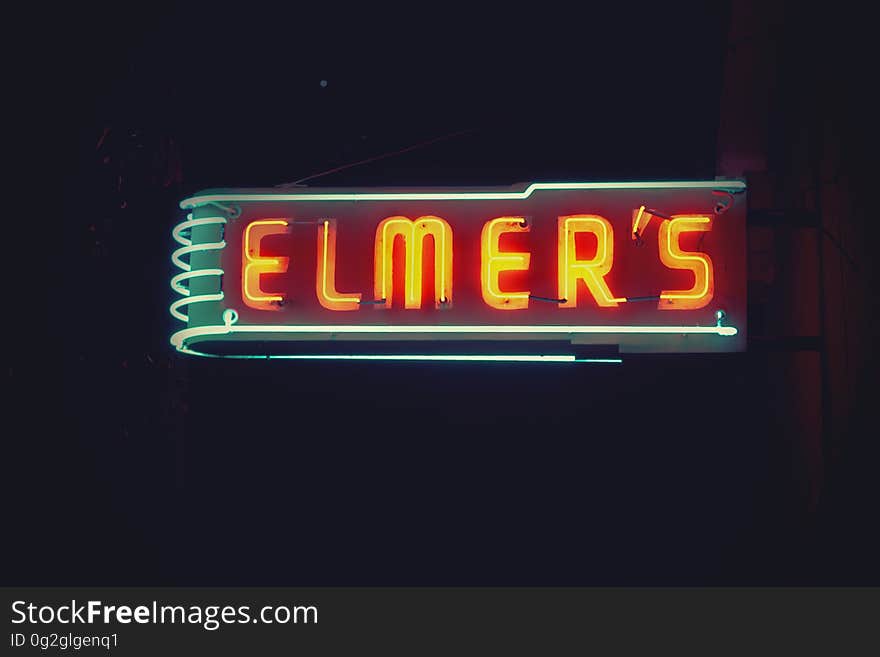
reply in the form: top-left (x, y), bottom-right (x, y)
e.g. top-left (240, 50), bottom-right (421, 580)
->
top-left (7, 1), bottom-right (876, 584)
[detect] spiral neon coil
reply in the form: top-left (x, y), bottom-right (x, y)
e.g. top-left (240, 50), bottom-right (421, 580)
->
top-left (169, 214), bottom-right (227, 323)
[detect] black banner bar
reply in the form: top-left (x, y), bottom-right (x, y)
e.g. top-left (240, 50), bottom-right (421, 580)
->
top-left (2, 588), bottom-right (878, 655)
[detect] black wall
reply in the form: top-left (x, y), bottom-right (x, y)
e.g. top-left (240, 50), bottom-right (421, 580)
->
top-left (9, 1), bottom-right (875, 585)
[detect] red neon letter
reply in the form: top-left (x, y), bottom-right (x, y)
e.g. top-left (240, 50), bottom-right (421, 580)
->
top-left (658, 215), bottom-right (714, 310)
top-left (481, 217), bottom-right (530, 310)
top-left (557, 215), bottom-right (624, 307)
top-left (242, 219), bottom-right (289, 311)
top-left (316, 219), bottom-right (361, 310)
top-left (374, 216), bottom-right (453, 309)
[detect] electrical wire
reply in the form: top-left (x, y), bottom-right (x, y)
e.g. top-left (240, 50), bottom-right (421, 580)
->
top-left (277, 129), bottom-right (477, 187)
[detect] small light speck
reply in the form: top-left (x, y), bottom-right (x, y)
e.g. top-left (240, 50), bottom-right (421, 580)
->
top-left (319, 80), bottom-right (328, 88)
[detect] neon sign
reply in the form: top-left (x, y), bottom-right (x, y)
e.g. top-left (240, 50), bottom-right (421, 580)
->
top-left (170, 181), bottom-right (746, 360)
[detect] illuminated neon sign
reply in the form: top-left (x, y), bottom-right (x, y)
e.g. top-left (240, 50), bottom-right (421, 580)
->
top-left (170, 181), bottom-right (746, 360)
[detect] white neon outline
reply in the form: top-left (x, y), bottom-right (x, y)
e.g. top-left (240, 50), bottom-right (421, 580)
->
top-left (171, 344), bottom-right (623, 363)
top-left (173, 350), bottom-right (598, 363)
top-left (170, 293), bottom-right (226, 323)
top-left (172, 216), bottom-right (228, 245)
top-left (171, 269), bottom-right (225, 296)
top-left (170, 214), bottom-right (227, 322)
top-left (171, 323), bottom-right (738, 354)
top-left (180, 181), bottom-right (746, 208)
top-left (172, 239), bottom-right (227, 273)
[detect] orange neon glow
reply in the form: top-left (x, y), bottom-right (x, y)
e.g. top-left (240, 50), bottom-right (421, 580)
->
top-left (631, 205), bottom-right (647, 240)
top-left (557, 215), bottom-right (625, 307)
top-left (316, 219), bottom-right (362, 310)
top-left (658, 215), bottom-right (714, 309)
top-left (480, 217), bottom-right (531, 310)
top-left (242, 219), bottom-right (290, 311)
top-left (374, 216), bottom-right (453, 309)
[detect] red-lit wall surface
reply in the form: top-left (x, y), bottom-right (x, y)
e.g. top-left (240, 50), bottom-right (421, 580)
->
top-left (718, 0), bottom-right (874, 537)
